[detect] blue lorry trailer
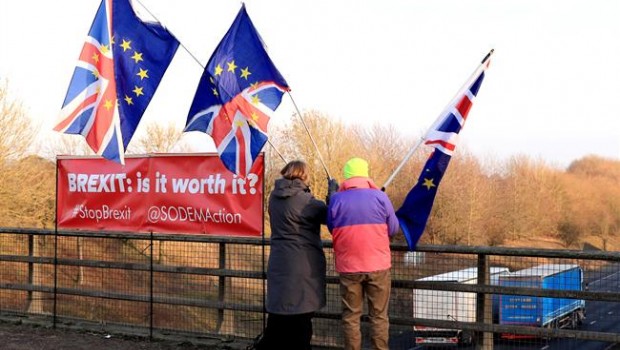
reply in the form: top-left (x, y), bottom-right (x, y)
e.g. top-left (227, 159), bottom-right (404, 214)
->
top-left (499, 264), bottom-right (585, 336)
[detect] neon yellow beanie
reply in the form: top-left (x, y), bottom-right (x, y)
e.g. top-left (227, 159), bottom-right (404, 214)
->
top-left (343, 157), bottom-right (369, 179)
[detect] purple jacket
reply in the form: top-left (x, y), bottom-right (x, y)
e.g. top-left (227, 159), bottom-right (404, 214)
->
top-left (327, 177), bottom-right (399, 273)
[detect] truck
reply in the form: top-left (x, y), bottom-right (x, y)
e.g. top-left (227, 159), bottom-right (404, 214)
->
top-left (499, 264), bottom-right (586, 338)
top-left (413, 267), bottom-right (510, 346)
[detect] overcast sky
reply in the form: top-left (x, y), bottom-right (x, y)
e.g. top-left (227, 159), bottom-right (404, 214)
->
top-left (1, 0), bottom-right (619, 169)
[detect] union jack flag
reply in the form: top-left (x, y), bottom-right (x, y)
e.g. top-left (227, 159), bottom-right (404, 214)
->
top-left (396, 50), bottom-right (492, 251)
top-left (54, 0), bottom-right (179, 164)
top-left (184, 4), bottom-right (289, 176)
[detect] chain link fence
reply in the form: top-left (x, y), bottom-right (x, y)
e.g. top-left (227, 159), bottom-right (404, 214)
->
top-left (1, 227), bottom-right (620, 349)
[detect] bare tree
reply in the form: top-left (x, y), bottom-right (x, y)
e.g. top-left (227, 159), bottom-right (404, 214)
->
top-left (558, 221), bottom-right (581, 248)
top-left (270, 110), bottom-right (362, 201)
top-left (41, 121), bottom-right (192, 160)
top-left (421, 150), bottom-right (486, 245)
top-left (568, 155), bottom-right (620, 182)
top-left (562, 156), bottom-right (620, 248)
top-left (0, 156), bottom-right (55, 228)
top-left (358, 123), bottom-right (411, 188)
top-left (36, 133), bottom-right (94, 161)
top-left (473, 168), bottom-right (511, 246)
top-left (0, 80), bottom-right (37, 161)
top-left (0, 81), bottom-right (50, 227)
top-left (0, 82), bottom-right (52, 313)
top-left (496, 156), bottom-right (564, 243)
top-left (127, 121), bottom-right (188, 154)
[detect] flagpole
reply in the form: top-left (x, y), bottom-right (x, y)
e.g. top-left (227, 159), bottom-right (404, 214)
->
top-left (267, 139), bottom-right (288, 163)
top-left (287, 92), bottom-right (332, 179)
top-left (381, 49), bottom-right (494, 191)
top-left (381, 137), bottom-right (425, 191)
top-left (481, 48), bottom-right (494, 64)
top-left (134, 0), bottom-right (204, 69)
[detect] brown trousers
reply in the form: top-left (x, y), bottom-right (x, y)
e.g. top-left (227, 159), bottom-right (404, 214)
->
top-left (339, 269), bottom-right (391, 350)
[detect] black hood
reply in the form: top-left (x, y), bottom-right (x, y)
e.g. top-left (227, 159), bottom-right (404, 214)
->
top-left (271, 178), bottom-right (309, 199)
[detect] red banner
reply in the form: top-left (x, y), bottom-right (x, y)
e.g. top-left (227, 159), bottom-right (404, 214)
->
top-left (56, 154), bottom-right (264, 236)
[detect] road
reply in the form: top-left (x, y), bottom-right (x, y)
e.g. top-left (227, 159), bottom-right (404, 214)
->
top-left (388, 264), bottom-right (620, 350)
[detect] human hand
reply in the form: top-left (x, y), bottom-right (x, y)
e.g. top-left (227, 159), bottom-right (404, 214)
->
top-left (326, 178), bottom-right (339, 205)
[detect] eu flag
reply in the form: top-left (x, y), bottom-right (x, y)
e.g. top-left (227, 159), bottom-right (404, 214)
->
top-left (396, 150), bottom-right (451, 250)
top-left (54, 0), bottom-right (179, 164)
top-left (396, 51), bottom-right (492, 250)
top-left (184, 4), bottom-right (290, 176)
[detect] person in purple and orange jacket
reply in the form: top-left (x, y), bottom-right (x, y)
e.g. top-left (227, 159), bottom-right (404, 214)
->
top-left (327, 157), bottom-right (399, 350)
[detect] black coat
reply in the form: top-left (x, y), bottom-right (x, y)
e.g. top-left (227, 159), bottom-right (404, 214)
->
top-left (266, 178), bottom-right (327, 314)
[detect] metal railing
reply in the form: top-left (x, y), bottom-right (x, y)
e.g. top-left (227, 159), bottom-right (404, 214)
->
top-left (1, 227), bottom-right (620, 349)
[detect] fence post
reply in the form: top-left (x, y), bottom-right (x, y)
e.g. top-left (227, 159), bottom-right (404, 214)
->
top-left (26, 234), bottom-right (44, 314)
top-left (216, 242), bottom-right (226, 333)
top-left (27, 234), bottom-right (33, 307)
top-left (149, 232), bottom-right (154, 340)
top-left (475, 253), bottom-right (493, 350)
top-left (53, 230), bottom-right (58, 328)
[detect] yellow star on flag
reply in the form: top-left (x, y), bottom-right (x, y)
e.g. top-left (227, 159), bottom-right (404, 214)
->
top-left (124, 95), bottom-right (133, 105)
top-left (240, 67), bottom-right (251, 79)
top-left (131, 51), bottom-right (143, 63)
top-left (136, 68), bottom-right (149, 80)
top-left (214, 64), bottom-right (223, 76)
top-left (120, 39), bottom-right (131, 52)
top-left (422, 178), bottom-right (436, 190)
top-left (227, 60), bottom-right (237, 73)
top-left (104, 99), bottom-right (113, 110)
top-left (133, 86), bottom-right (144, 97)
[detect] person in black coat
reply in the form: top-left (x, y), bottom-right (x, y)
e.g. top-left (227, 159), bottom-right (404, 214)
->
top-left (255, 160), bottom-right (337, 350)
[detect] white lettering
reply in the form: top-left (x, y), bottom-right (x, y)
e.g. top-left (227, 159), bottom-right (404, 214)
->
top-left (76, 204), bottom-right (132, 222)
top-left (152, 206), bottom-right (242, 224)
top-left (171, 175), bottom-right (227, 194)
top-left (67, 173), bottom-right (128, 192)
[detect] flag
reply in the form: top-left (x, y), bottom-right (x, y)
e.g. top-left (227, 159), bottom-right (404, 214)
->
top-left (396, 51), bottom-right (492, 251)
top-left (54, 0), bottom-right (179, 164)
top-left (184, 4), bottom-right (290, 176)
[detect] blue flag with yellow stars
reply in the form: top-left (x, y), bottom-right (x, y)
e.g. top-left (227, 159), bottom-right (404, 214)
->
top-left (54, 0), bottom-right (179, 164)
top-left (185, 4), bottom-right (290, 176)
top-left (396, 150), bottom-right (451, 250)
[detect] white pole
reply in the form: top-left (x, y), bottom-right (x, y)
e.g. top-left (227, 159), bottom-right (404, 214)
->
top-left (381, 137), bottom-right (425, 191)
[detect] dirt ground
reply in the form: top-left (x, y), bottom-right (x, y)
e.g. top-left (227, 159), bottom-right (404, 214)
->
top-left (0, 319), bottom-right (252, 350)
